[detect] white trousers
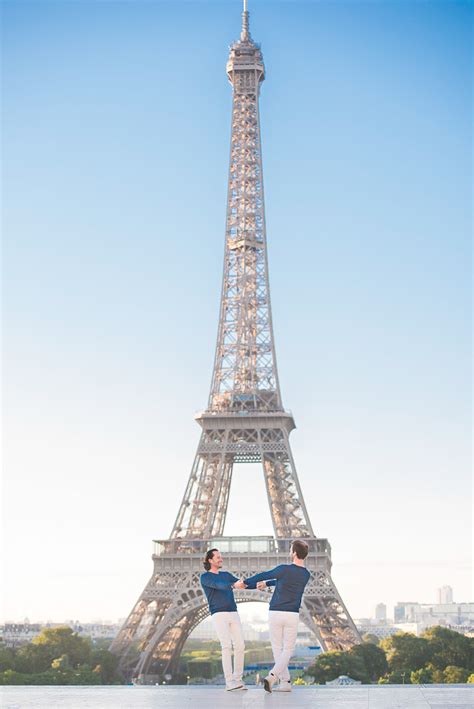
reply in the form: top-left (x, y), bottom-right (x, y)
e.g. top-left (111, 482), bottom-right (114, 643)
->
top-left (212, 611), bottom-right (245, 684)
top-left (269, 610), bottom-right (299, 682)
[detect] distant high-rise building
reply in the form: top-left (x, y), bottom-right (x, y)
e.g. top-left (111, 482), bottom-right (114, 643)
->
top-left (393, 598), bottom-right (473, 631)
top-left (375, 603), bottom-right (387, 621)
top-left (438, 586), bottom-right (453, 604)
top-left (394, 602), bottom-right (419, 623)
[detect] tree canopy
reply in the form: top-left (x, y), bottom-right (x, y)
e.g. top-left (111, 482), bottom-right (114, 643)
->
top-left (0, 626), bottom-right (121, 685)
top-left (308, 628), bottom-right (473, 685)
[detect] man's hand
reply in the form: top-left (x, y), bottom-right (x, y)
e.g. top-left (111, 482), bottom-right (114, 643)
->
top-left (256, 581), bottom-right (267, 591)
top-left (233, 579), bottom-right (246, 590)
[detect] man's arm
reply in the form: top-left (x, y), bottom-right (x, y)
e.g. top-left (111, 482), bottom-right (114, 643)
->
top-left (201, 574), bottom-right (237, 591)
top-left (228, 573), bottom-right (245, 589)
top-left (244, 566), bottom-right (285, 590)
top-left (256, 580), bottom-right (276, 590)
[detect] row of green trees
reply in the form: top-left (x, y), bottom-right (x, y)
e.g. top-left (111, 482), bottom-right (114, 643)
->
top-left (0, 627), bottom-right (121, 685)
top-left (1, 624), bottom-right (472, 685)
top-left (308, 627), bottom-right (474, 684)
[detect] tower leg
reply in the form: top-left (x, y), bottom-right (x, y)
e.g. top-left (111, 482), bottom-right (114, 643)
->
top-left (171, 431), bottom-right (234, 539)
top-left (302, 569), bottom-right (361, 651)
top-left (260, 428), bottom-right (314, 538)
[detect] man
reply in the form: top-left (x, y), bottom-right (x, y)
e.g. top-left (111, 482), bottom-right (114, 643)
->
top-left (244, 539), bottom-right (311, 693)
top-left (200, 548), bottom-right (247, 691)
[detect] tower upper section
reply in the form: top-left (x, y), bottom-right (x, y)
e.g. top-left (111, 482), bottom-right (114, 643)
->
top-left (208, 2), bottom-right (282, 415)
top-left (226, 3), bottom-right (265, 92)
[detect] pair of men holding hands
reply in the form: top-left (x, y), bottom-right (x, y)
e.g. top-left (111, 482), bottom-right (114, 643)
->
top-left (200, 539), bottom-right (310, 692)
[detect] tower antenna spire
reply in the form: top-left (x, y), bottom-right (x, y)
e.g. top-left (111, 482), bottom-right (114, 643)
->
top-left (241, 0), bottom-right (250, 40)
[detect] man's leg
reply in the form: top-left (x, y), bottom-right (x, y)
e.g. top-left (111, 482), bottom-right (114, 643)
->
top-left (211, 612), bottom-right (233, 686)
top-left (266, 610), bottom-right (284, 689)
top-left (270, 612), bottom-right (299, 681)
top-left (228, 612), bottom-right (245, 682)
top-left (269, 611), bottom-right (284, 665)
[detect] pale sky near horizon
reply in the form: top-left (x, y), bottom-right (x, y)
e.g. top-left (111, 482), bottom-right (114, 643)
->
top-left (2, 0), bottom-right (472, 625)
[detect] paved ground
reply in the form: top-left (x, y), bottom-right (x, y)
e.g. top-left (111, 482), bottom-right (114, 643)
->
top-left (1, 685), bottom-right (473, 708)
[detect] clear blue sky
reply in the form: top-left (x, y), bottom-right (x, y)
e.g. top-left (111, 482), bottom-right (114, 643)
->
top-left (2, 0), bottom-right (472, 623)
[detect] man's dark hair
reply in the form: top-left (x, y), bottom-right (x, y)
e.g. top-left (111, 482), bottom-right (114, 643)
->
top-left (292, 539), bottom-right (309, 560)
top-left (203, 548), bottom-right (219, 571)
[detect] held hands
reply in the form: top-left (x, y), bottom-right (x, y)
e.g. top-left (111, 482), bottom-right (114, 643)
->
top-left (232, 579), bottom-right (267, 591)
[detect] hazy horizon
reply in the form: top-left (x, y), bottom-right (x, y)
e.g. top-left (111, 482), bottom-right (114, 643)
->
top-left (3, 590), bottom-right (470, 627)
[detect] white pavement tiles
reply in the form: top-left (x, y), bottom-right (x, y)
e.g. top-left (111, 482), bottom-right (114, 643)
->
top-left (1, 685), bottom-right (473, 708)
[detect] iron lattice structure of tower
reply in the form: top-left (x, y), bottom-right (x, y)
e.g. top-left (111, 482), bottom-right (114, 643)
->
top-left (111, 3), bottom-right (360, 682)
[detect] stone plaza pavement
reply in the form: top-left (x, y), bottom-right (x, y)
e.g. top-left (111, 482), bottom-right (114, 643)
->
top-left (1, 685), bottom-right (473, 708)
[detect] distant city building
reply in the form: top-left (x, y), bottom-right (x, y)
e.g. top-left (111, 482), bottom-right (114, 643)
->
top-left (437, 585), bottom-right (453, 604)
top-left (356, 619), bottom-right (471, 640)
top-left (394, 601), bottom-right (473, 627)
top-left (450, 624), bottom-right (474, 638)
top-left (394, 602), bottom-right (419, 623)
top-left (356, 621), bottom-right (404, 640)
top-left (357, 600), bottom-right (474, 640)
top-left (375, 603), bottom-right (387, 622)
top-left (1, 623), bottom-right (42, 647)
top-left (1, 620), bottom-right (120, 647)
top-left (72, 622), bottom-right (121, 640)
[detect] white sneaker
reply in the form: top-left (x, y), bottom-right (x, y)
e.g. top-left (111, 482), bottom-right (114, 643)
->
top-left (263, 673), bottom-right (277, 693)
top-left (233, 681), bottom-right (248, 691)
top-left (226, 680), bottom-right (247, 691)
top-left (274, 680), bottom-right (292, 692)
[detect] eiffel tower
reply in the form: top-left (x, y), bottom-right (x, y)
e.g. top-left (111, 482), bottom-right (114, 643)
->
top-left (111, 1), bottom-right (360, 682)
